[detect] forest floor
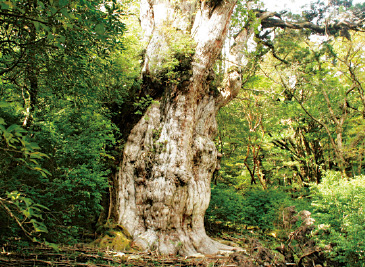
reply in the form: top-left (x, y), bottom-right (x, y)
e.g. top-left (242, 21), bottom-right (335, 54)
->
top-left (0, 243), bottom-right (239, 266)
top-left (0, 232), bottom-right (286, 267)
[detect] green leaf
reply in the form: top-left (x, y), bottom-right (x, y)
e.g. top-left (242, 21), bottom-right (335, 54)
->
top-left (57, 35), bottom-right (66, 43)
top-left (44, 241), bottom-right (59, 252)
top-left (63, 22), bottom-right (74, 30)
top-left (40, 23), bottom-right (50, 32)
top-left (60, 8), bottom-right (70, 18)
top-left (0, 101), bottom-right (10, 108)
top-left (33, 21), bottom-right (40, 31)
top-left (34, 203), bottom-right (50, 210)
top-left (50, 6), bottom-right (58, 15)
top-left (30, 219), bottom-right (48, 233)
top-left (7, 123), bottom-right (25, 133)
top-left (47, 33), bottom-right (54, 40)
top-left (37, 1), bottom-right (45, 10)
top-left (59, 0), bottom-right (68, 7)
top-left (29, 159), bottom-right (39, 165)
top-left (1, 1), bottom-right (13, 10)
top-left (33, 167), bottom-right (51, 177)
top-left (29, 142), bottom-right (41, 150)
top-left (22, 210), bottom-right (30, 218)
top-left (95, 23), bottom-right (105, 35)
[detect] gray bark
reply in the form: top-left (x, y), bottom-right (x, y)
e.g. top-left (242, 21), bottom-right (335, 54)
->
top-left (111, 0), bottom-right (242, 255)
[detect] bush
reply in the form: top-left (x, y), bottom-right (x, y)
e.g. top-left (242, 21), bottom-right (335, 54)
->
top-left (206, 184), bottom-right (291, 232)
top-left (206, 184), bottom-right (246, 231)
top-left (32, 106), bottom-right (115, 243)
top-left (240, 187), bottom-right (291, 231)
top-left (0, 103), bottom-right (116, 245)
top-left (311, 171), bottom-right (365, 266)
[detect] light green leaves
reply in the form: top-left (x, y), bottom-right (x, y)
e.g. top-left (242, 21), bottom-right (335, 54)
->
top-left (0, 101), bottom-right (10, 108)
top-left (2, 124), bottom-right (26, 148)
top-left (5, 191), bottom-right (50, 235)
top-left (133, 95), bottom-right (153, 115)
top-left (95, 23), bottom-right (105, 35)
top-left (0, 0), bottom-right (14, 10)
top-left (311, 171), bottom-right (365, 264)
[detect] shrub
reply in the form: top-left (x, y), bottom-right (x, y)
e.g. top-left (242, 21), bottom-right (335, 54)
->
top-left (206, 184), bottom-right (291, 232)
top-left (311, 171), bottom-right (365, 266)
top-left (206, 184), bottom-right (246, 231)
top-left (240, 187), bottom-right (291, 231)
top-left (0, 103), bottom-right (116, 245)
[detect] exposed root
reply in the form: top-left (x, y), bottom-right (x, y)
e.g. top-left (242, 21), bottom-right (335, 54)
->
top-left (131, 227), bottom-right (242, 256)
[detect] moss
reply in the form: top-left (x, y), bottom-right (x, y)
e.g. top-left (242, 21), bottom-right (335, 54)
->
top-left (93, 230), bottom-right (132, 251)
top-left (117, 224), bottom-right (133, 239)
top-left (149, 25), bottom-right (196, 86)
top-left (93, 223), bottom-right (133, 251)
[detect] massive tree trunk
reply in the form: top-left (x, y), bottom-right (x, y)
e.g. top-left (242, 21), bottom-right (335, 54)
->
top-left (110, 0), bottom-right (242, 255)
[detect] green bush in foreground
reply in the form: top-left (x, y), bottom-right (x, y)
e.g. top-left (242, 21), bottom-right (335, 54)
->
top-left (311, 171), bottom-right (365, 266)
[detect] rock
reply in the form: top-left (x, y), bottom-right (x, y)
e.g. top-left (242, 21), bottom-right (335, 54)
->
top-left (282, 206), bottom-right (298, 229)
top-left (299, 210), bottom-right (311, 219)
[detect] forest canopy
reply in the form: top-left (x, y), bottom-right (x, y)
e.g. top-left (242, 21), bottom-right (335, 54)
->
top-left (1, 0), bottom-right (365, 266)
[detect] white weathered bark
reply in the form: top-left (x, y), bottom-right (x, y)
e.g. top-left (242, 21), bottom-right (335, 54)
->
top-left (112, 0), bottom-right (243, 255)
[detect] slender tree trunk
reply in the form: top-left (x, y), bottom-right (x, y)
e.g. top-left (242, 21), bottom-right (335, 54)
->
top-left (111, 0), bottom-right (241, 255)
top-left (24, 0), bottom-right (39, 127)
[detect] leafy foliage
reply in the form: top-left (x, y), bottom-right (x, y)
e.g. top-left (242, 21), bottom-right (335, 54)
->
top-left (311, 171), bottom-right (365, 266)
top-left (0, 0), bottom-right (141, 245)
top-left (0, 102), bottom-right (51, 243)
top-left (216, 29), bottom-right (365, 189)
top-left (206, 184), bottom-right (291, 232)
top-left (210, 5), bottom-right (365, 266)
top-left (33, 105), bottom-right (116, 242)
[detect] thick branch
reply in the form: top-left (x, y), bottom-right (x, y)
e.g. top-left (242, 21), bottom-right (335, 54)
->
top-left (256, 9), bottom-right (365, 37)
top-left (215, 24), bottom-right (252, 108)
top-left (261, 18), bottom-right (326, 33)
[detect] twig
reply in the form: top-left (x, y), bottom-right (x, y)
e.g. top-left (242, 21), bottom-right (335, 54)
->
top-left (0, 198), bottom-right (33, 242)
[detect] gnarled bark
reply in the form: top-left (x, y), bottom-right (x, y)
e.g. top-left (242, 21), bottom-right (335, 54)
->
top-left (111, 0), bottom-right (241, 256)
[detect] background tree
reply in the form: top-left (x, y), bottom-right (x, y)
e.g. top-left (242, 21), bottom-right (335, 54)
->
top-left (214, 0), bottom-right (365, 191)
top-left (0, 0), bottom-right (132, 244)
